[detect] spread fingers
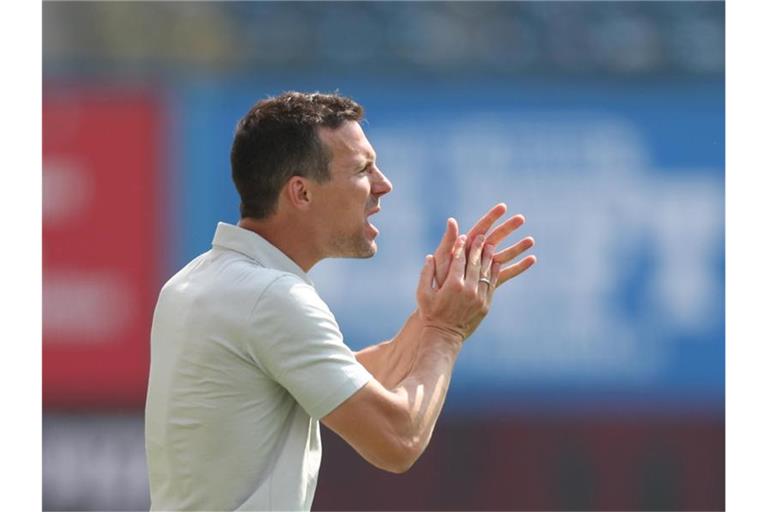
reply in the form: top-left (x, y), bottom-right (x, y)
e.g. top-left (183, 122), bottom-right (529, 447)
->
top-left (497, 255), bottom-right (537, 286)
top-left (493, 236), bottom-right (535, 264)
top-left (486, 215), bottom-right (526, 247)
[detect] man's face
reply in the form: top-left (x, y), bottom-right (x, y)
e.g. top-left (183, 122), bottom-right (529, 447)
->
top-left (313, 121), bottom-right (393, 259)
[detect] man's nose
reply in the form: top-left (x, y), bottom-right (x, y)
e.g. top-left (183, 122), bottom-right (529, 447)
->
top-left (372, 168), bottom-right (393, 196)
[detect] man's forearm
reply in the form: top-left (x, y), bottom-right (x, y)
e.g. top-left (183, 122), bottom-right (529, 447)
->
top-left (354, 310), bottom-right (424, 389)
top-left (353, 314), bottom-right (463, 467)
top-left (323, 323), bottom-right (462, 474)
top-left (389, 326), bottom-right (462, 463)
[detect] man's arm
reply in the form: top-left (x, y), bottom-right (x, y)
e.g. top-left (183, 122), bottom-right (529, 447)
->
top-left (324, 326), bottom-right (462, 473)
top-left (323, 234), bottom-right (501, 473)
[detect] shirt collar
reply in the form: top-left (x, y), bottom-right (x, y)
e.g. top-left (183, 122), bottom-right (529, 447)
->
top-left (211, 222), bottom-right (313, 286)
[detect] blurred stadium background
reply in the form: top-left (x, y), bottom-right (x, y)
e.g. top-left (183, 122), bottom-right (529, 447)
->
top-left (42, 2), bottom-right (724, 510)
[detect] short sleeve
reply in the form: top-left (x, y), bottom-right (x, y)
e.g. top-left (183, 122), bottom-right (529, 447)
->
top-left (246, 275), bottom-right (372, 419)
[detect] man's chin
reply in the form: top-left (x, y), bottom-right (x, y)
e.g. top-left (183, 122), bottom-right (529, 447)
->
top-left (360, 241), bottom-right (377, 258)
top-left (352, 230), bottom-right (378, 258)
top-left (347, 240), bottom-right (376, 259)
top-left (328, 232), bottom-right (378, 259)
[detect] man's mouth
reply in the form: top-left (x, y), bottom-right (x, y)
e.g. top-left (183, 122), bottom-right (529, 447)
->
top-left (365, 206), bottom-right (381, 235)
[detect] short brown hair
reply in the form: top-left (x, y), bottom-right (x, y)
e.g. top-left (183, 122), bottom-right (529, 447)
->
top-left (230, 91), bottom-right (364, 219)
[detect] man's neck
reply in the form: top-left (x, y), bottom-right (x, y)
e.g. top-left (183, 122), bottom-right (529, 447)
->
top-left (237, 216), bottom-right (320, 273)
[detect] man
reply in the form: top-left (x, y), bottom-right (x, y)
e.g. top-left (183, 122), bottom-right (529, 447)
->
top-left (145, 92), bottom-right (536, 511)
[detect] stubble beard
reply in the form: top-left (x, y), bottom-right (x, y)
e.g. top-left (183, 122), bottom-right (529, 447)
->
top-left (328, 229), bottom-right (376, 259)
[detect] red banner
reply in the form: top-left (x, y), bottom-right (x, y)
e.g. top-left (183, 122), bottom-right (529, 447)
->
top-left (43, 86), bottom-right (165, 409)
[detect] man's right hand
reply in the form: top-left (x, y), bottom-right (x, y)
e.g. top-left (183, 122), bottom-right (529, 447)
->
top-left (416, 233), bottom-right (500, 342)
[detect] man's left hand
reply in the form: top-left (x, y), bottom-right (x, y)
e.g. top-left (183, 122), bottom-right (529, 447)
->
top-left (432, 203), bottom-right (536, 289)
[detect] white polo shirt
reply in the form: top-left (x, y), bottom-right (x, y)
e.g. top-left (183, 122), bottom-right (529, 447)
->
top-left (145, 222), bottom-right (372, 511)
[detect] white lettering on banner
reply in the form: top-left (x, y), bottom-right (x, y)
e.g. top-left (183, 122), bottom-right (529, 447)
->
top-left (43, 159), bottom-right (92, 226)
top-left (312, 113), bottom-right (723, 383)
top-left (43, 271), bottom-right (137, 343)
top-left (449, 115), bottom-right (722, 381)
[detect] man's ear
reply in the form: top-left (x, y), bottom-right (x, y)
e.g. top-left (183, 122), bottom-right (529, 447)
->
top-left (284, 176), bottom-right (312, 211)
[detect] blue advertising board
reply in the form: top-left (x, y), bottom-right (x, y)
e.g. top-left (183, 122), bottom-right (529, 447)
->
top-left (171, 77), bottom-right (724, 415)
